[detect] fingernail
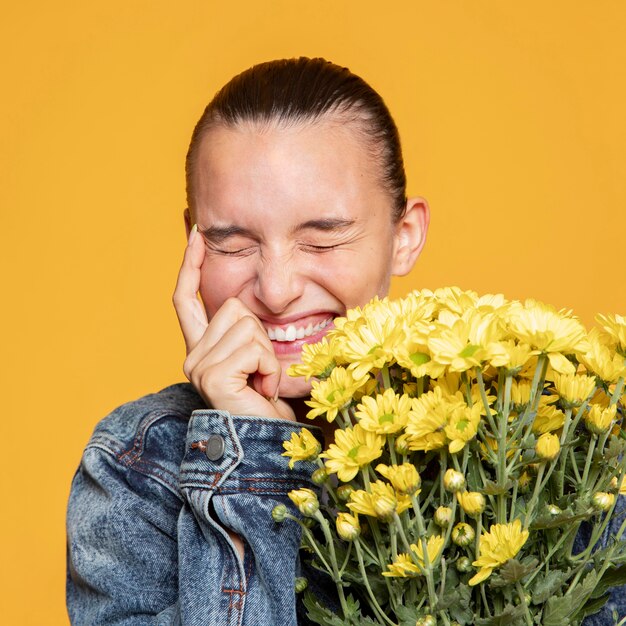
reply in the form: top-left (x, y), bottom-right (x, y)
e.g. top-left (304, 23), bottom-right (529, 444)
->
top-left (188, 223), bottom-right (198, 245)
top-left (273, 387), bottom-right (280, 402)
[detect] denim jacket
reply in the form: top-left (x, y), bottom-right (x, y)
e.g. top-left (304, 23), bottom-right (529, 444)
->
top-left (66, 382), bottom-right (625, 625)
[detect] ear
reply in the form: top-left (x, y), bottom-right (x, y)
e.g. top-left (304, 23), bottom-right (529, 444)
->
top-left (391, 196), bottom-right (430, 276)
top-left (183, 207), bottom-right (192, 239)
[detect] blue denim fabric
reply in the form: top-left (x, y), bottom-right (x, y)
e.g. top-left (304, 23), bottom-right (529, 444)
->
top-left (67, 382), bottom-right (625, 625)
top-left (66, 382), bottom-right (323, 625)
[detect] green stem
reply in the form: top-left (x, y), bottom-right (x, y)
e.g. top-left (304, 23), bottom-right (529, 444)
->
top-left (516, 582), bottom-right (533, 626)
top-left (523, 464), bottom-right (546, 531)
top-left (409, 496), bottom-right (439, 613)
top-left (354, 540), bottom-right (397, 626)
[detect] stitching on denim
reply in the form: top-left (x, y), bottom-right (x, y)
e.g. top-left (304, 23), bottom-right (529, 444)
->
top-left (117, 411), bottom-right (164, 464)
top-left (132, 459), bottom-right (181, 494)
top-left (133, 456), bottom-right (180, 484)
top-left (117, 410), bottom-right (185, 466)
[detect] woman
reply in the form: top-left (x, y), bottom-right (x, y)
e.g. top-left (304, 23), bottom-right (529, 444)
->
top-left (66, 57), bottom-right (428, 625)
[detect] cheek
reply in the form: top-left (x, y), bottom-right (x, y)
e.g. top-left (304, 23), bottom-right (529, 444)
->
top-left (308, 251), bottom-right (392, 309)
top-left (198, 259), bottom-right (251, 317)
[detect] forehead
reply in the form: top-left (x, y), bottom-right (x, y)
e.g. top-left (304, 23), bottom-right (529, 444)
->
top-left (190, 119), bottom-right (390, 224)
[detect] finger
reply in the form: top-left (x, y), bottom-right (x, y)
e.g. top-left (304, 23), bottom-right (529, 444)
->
top-left (189, 313), bottom-right (273, 370)
top-left (172, 226), bottom-right (208, 351)
top-left (198, 298), bottom-right (269, 354)
top-left (194, 343), bottom-right (282, 414)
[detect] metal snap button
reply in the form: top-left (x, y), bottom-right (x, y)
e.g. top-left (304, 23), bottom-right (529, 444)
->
top-left (205, 434), bottom-right (225, 461)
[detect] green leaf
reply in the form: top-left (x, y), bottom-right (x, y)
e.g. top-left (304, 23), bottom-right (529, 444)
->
top-left (303, 591), bottom-right (348, 626)
top-left (489, 558), bottom-right (539, 587)
top-left (474, 603), bottom-right (527, 626)
top-left (578, 593), bottom-right (611, 620)
top-left (541, 596), bottom-right (574, 626)
top-left (605, 436), bottom-right (626, 460)
top-left (395, 604), bottom-right (421, 626)
top-left (483, 479), bottom-right (514, 496)
top-left (531, 569), bottom-right (572, 604)
top-left (590, 565), bottom-right (626, 599)
top-left (532, 507), bottom-right (592, 530)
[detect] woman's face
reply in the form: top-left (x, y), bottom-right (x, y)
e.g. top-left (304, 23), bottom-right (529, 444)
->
top-left (187, 117), bottom-right (427, 397)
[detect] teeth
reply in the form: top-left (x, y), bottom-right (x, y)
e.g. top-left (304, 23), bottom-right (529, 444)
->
top-left (266, 317), bottom-right (333, 342)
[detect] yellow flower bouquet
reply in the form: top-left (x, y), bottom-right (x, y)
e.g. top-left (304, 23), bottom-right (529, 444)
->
top-left (273, 288), bottom-right (626, 626)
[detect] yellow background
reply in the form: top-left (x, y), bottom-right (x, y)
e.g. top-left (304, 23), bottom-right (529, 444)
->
top-left (1, 1), bottom-right (625, 623)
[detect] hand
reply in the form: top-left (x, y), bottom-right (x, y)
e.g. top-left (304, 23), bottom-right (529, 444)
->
top-left (172, 227), bottom-right (296, 422)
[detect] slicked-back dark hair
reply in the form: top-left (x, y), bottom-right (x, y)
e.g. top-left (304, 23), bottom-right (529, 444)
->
top-left (185, 57), bottom-right (407, 221)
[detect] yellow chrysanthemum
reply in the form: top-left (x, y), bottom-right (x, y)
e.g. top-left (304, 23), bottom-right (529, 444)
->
top-left (405, 387), bottom-right (461, 452)
top-left (469, 519), bottom-right (529, 585)
top-left (505, 300), bottom-right (589, 374)
top-left (288, 488), bottom-right (319, 517)
top-left (535, 432), bottom-right (560, 461)
top-left (340, 311), bottom-right (406, 379)
top-left (584, 403), bottom-right (618, 435)
top-left (532, 403), bottom-right (566, 434)
top-left (510, 380), bottom-right (532, 410)
top-left (444, 402), bottom-right (482, 454)
top-left (382, 535), bottom-right (445, 577)
top-left (287, 338), bottom-right (341, 380)
top-left (427, 310), bottom-right (505, 372)
top-left (552, 372), bottom-right (596, 408)
top-left (305, 366), bottom-right (369, 422)
top-left (579, 329), bottom-right (626, 384)
top-left (596, 313), bottom-right (626, 356)
top-left (347, 480), bottom-right (411, 519)
top-left (431, 286), bottom-right (478, 316)
top-left (394, 329), bottom-right (445, 379)
top-left (355, 388), bottom-right (412, 435)
top-left (281, 428), bottom-right (322, 469)
top-left (336, 512), bottom-right (361, 541)
top-left (456, 491), bottom-right (486, 517)
top-left (322, 424), bottom-right (383, 482)
top-left (488, 340), bottom-right (533, 374)
top-left (376, 463), bottom-right (421, 495)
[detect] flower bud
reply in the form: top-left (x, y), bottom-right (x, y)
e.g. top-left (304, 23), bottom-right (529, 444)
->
top-left (336, 512), bottom-right (361, 541)
top-left (272, 504), bottom-right (288, 523)
top-left (443, 469), bottom-right (466, 493)
top-left (535, 432), bottom-right (560, 462)
top-left (609, 476), bottom-right (626, 495)
top-left (585, 404), bottom-right (617, 435)
top-left (514, 591), bottom-right (532, 606)
top-left (452, 522), bottom-right (475, 547)
top-left (395, 434), bottom-right (411, 455)
top-left (311, 467), bottom-right (329, 485)
top-left (288, 488), bottom-right (319, 517)
top-left (455, 556), bottom-right (472, 572)
top-left (336, 484), bottom-right (355, 502)
top-left (295, 577), bottom-right (308, 593)
top-left (456, 491), bottom-right (486, 517)
top-left (517, 471), bottom-right (532, 493)
top-left (434, 506), bottom-right (453, 528)
top-left (416, 616), bottom-right (436, 626)
top-left (592, 491), bottom-right (615, 512)
top-left (547, 504), bottom-right (562, 515)
top-left (376, 463), bottom-right (421, 495)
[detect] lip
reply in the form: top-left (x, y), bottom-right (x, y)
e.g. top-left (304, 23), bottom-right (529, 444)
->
top-left (257, 310), bottom-right (338, 327)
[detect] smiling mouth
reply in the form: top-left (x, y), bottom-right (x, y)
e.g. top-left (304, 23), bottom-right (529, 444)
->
top-left (265, 317), bottom-right (334, 342)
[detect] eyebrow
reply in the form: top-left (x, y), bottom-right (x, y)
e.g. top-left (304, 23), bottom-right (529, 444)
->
top-left (200, 218), bottom-right (356, 243)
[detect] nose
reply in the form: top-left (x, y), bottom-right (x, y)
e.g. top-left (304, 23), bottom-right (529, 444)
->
top-left (252, 250), bottom-right (303, 313)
